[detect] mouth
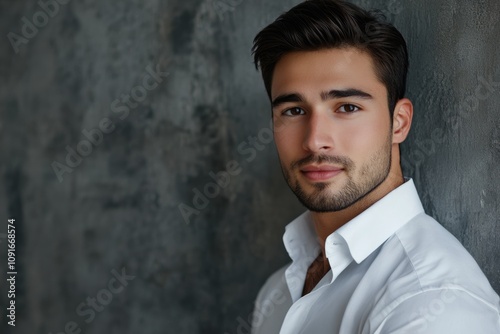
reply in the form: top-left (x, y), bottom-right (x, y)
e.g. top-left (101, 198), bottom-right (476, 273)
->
top-left (299, 165), bottom-right (344, 182)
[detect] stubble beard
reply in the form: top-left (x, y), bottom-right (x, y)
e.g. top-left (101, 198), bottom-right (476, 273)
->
top-left (281, 137), bottom-right (392, 212)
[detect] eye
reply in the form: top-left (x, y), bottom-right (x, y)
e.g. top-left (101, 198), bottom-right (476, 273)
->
top-left (337, 104), bottom-right (360, 113)
top-left (282, 107), bottom-right (306, 116)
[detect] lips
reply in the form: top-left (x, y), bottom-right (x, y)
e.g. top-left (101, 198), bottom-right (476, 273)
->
top-left (300, 165), bottom-right (343, 181)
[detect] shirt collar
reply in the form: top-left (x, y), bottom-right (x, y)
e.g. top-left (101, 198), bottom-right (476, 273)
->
top-left (282, 211), bottom-right (321, 301)
top-left (283, 211), bottom-right (320, 263)
top-left (328, 178), bottom-right (424, 264)
top-left (283, 178), bottom-right (424, 280)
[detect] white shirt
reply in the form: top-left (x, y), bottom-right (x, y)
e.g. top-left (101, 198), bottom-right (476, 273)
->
top-left (251, 179), bottom-right (500, 334)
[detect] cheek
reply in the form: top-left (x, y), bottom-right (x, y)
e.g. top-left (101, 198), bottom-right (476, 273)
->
top-left (273, 126), bottom-right (303, 157)
top-left (340, 118), bottom-right (389, 153)
top-left (273, 131), bottom-right (293, 155)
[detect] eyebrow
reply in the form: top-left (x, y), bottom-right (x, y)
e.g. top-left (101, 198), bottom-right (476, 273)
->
top-left (271, 88), bottom-right (373, 109)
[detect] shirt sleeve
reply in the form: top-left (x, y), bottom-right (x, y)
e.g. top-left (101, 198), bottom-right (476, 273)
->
top-left (373, 288), bottom-right (500, 334)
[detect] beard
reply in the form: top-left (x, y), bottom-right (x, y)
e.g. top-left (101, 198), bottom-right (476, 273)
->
top-left (280, 136), bottom-right (392, 212)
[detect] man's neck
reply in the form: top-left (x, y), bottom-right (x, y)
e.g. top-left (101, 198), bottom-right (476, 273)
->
top-left (310, 170), bottom-right (404, 261)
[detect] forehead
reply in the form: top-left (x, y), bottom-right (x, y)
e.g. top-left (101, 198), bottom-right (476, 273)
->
top-left (271, 47), bottom-right (386, 100)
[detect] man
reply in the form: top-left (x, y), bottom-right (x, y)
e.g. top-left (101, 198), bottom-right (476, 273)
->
top-left (249, 0), bottom-right (500, 333)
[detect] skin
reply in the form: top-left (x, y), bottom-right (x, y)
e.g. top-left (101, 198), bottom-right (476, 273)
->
top-left (270, 47), bottom-right (413, 286)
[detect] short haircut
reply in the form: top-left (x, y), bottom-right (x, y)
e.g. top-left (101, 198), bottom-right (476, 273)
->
top-left (251, 0), bottom-right (409, 115)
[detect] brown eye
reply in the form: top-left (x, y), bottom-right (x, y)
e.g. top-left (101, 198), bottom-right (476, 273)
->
top-left (338, 104), bottom-right (360, 113)
top-left (283, 107), bottom-right (305, 116)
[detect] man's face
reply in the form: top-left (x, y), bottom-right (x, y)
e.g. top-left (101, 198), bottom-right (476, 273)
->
top-left (271, 48), bottom-right (394, 212)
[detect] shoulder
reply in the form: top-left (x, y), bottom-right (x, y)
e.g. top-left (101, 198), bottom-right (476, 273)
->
top-left (366, 213), bottom-right (500, 333)
top-left (371, 287), bottom-right (500, 333)
top-left (393, 213), bottom-right (496, 297)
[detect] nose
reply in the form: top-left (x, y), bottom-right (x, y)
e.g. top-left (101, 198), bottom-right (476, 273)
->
top-left (302, 111), bottom-right (334, 153)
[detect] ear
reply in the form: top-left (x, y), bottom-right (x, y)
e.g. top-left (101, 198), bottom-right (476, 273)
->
top-left (392, 98), bottom-right (413, 144)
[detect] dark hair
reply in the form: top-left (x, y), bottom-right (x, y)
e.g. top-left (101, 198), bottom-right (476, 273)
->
top-left (251, 0), bottom-right (409, 114)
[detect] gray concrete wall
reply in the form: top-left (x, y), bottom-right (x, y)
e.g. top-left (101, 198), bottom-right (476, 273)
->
top-left (0, 0), bottom-right (498, 333)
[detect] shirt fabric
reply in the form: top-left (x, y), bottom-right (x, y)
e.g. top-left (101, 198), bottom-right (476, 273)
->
top-left (251, 179), bottom-right (500, 334)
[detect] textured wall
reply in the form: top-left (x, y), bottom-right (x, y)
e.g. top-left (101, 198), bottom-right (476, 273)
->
top-left (0, 0), bottom-right (498, 333)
